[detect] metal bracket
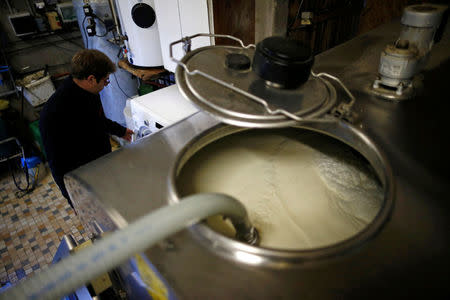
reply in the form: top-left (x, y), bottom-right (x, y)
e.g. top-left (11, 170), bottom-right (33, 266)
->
top-left (182, 36), bottom-right (192, 54)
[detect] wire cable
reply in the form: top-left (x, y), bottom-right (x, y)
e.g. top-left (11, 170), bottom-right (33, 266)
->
top-left (113, 72), bottom-right (132, 98)
top-left (94, 19), bottom-right (109, 37)
top-left (95, 31), bottom-right (109, 38)
top-left (8, 158), bottom-right (30, 192)
top-left (81, 15), bottom-right (88, 49)
top-left (93, 14), bottom-right (109, 37)
top-left (288, 0), bottom-right (305, 31)
top-left (93, 14), bottom-right (106, 25)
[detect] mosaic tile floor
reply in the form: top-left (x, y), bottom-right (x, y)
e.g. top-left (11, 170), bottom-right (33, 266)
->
top-left (0, 164), bottom-right (90, 286)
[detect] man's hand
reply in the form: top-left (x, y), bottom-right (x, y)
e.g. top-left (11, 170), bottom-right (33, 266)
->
top-left (122, 128), bottom-right (134, 142)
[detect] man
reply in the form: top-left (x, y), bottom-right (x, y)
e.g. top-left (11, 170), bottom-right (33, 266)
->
top-left (40, 49), bottom-right (133, 208)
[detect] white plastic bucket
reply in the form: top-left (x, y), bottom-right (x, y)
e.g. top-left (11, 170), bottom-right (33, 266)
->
top-left (22, 75), bottom-right (55, 107)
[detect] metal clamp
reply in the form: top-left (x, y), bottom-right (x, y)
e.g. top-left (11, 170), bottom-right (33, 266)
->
top-left (311, 71), bottom-right (356, 121)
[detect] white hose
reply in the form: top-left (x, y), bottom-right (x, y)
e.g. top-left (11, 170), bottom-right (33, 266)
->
top-left (1, 193), bottom-right (253, 300)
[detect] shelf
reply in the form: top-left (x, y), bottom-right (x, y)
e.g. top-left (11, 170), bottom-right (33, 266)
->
top-left (0, 90), bottom-right (17, 98)
top-left (1, 48), bottom-right (19, 99)
top-left (117, 59), bottom-right (167, 81)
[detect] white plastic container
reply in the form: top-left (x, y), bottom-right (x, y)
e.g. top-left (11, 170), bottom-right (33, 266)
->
top-left (22, 75), bottom-right (55, 107)
top-left (123, 99), bottom-right (134, 130)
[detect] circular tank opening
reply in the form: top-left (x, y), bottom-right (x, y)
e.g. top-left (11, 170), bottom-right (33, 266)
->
top-left (131, 3), bottom-right (156, 28)
top-left (171, 125), bottom-right (393, 264)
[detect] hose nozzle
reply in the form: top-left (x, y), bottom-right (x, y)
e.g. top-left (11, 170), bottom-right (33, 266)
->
top-left (230, 218), bottom-right (260, 246)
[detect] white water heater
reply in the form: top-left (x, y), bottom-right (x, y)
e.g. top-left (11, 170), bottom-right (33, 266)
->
top-left (154, 0), bottom-right (212, 72)
top-left (116, 0), bottom-right (163, 67)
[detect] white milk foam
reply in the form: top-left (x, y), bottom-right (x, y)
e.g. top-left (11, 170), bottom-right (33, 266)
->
top-left (177, 129), bottom-right (383, 250)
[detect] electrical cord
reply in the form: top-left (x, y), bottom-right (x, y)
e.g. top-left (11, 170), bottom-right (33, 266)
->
top-left (113, 72), bottom-right (132, 98)
top-left (93, 14), bottom-right (106, 25)
top-left (82, 12), bottom-right (127, 97)
top-left (8, 158), bottom-right (30, 193)
top-left (9, 160), bottom-right (40, 198)
top-left (93, 15), bottom-right (109, 37)
top-left (82, 14), bottom-right (110, 44)
top-left (95, 31), bottom-right (108, 38)
top-left (288, 0), bottom-right (305, 31)
top-left (92, 14), bottom-right (110, 37)
top-left (81, 15), bottom-right (88, 49)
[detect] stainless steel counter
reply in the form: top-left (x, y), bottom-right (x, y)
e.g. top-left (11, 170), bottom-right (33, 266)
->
top-left (65, 19), bottom-right (450, 299)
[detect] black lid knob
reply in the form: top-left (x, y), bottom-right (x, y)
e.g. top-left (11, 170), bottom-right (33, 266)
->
top-left (226, 53), bottom-right (251, 70)
top-left (252, 36), bottom-right (314, 89)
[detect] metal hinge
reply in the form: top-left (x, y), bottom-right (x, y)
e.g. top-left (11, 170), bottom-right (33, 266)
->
top-left (331, 102), bottom-right (356, 123)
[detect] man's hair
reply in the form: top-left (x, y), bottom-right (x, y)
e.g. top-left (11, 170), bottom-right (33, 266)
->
top-left (71, 49), bottom-right (116, 82)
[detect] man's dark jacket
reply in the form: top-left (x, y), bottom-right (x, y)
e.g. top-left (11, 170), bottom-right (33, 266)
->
top-left (39, 76), bottom-right (125, 203)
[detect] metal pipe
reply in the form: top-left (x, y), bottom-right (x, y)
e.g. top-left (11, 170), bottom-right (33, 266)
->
top-left (5, 0), bottom-right (13, 14)
top-left (1, 193), bottom-right (259, 300)
top-left (24, 0), bottom-right (36, 16)
top-left (107, 0), bottom-right (122, 37)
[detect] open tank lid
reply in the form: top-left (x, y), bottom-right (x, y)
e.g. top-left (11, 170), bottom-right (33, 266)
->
top-left (173, 34), bottom-right (348, 128)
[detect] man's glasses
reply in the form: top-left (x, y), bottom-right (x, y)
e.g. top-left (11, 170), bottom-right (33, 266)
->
top-left (95, 76), bottom-right (110, 86)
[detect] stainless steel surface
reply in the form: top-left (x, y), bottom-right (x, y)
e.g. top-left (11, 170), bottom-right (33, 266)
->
top-left (172, 34), bottom-right (338, 127)
top-left (61, 235), bottom-right (77, 252)
top-left (65, 19), bottom-right (450, 298)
